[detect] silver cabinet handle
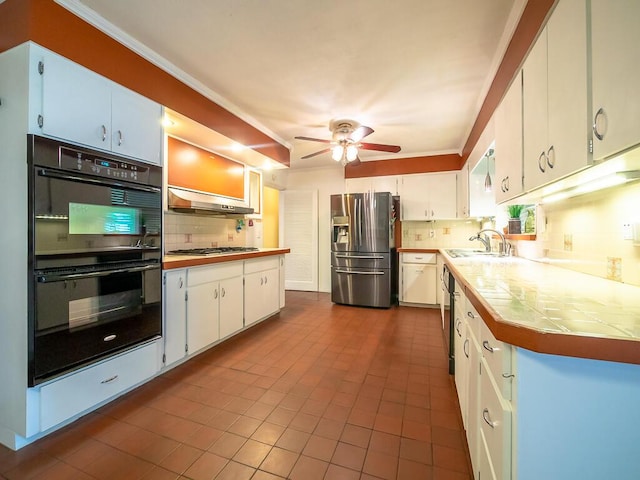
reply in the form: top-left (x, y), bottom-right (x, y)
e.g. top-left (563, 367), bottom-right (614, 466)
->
top-left (260, 277), bottom-right (264, 285)
top-left (101, 124), bottom-right (107, 142)
top-left (482, 408), bottom-right (495, 428)
top-left (264, 276), bottom-right (268, 284)
top-left (101, 375), bottom-right (118, 384)
top-left (467, 311), bottom-right (475, 319)
top-left (593, 107), bottom-right (607, 141)
top-left (455, 319), bottom-right (462, 337)
top-left (482, 340), bottom-right (495, 353)
top-left (214, 288), bottom-right (218, 299)
top-left (221, 287), bottom-right (225, 298)
top-left (179, 277), bottom-right (183, 289)
top-left (117, 130), bottom-right (123, 146)
top-left (547, 145), bottom-right (555, 168)
top-left (538, 151), bottom-right (546, 173)
top-left (463, 338), bottom-right (469, 358)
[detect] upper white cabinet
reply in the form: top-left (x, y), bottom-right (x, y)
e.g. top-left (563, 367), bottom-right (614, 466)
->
top-left (400, 172), bottom-right (457, 220)
top-left (494, 71), bottom-right (523, 204)
top-left (591, 1), bottom-right (640, 161)
top-left (32, 45), bottom-right (162, 165)
top-left (522, 0), bottom-right (590, 191)
top-left (457, 165), bottom-right (470, 218)
top-left (345, 175), bottom-right (399, 195)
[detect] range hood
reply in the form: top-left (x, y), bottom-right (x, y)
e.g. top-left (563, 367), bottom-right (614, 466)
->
top-left (168, 187), bottom-right (254, 216)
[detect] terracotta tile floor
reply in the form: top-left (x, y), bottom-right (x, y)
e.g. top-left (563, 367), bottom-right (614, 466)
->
top-left (0, 292), bottom-right (472, 480)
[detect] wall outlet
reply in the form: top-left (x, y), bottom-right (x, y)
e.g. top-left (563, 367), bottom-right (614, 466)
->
top-left (622, 222), bottom-right (633, 240)
top-left (429, 230), bottom-right (435, 239)
top-left (185, 233), bottom-right (192, 243)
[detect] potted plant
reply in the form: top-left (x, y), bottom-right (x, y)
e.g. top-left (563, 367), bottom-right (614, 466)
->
top-left (507, 204), bottom-right (524, 234)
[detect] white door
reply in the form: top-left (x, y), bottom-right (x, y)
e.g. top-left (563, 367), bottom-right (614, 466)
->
top-left (280, 190), bottom-right (318, 291)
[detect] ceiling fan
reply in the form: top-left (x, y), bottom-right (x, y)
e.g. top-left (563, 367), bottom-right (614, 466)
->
top-left (295, 119), bottom-right (401, 166)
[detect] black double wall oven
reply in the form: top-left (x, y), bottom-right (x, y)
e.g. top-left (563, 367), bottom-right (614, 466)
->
top-left (28, 135), bottom-right (162, 386)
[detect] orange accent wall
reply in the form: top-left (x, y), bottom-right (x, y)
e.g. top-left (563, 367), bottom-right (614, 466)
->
top-left (0, 0), bottom-right (290, 167)
top-left (167, 137), bottom-right (245, 200)
top-left (262, 187), bottom-right (280, 248)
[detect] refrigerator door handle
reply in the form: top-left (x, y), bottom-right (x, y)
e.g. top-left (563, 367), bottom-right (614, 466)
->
top-left (335, 255), bottom-right (385, 260)
top-left (334, 269), bottom-right (386, 275)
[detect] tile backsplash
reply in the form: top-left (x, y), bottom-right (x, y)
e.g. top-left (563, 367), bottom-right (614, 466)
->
top-left (513, 181), bottom-right (640, 287)
top-left (164, 212), bottom-right (247, 253)
top-left (401, 219), bottom-right (484, 249)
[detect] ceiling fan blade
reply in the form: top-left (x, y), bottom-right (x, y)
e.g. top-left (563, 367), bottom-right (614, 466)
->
top-left (359, 142), bottom-right (401, 153)
top-left (348, 156), bottom-right (362, 166)
top-left (301, 147), bottom-right (331, 159)
top-left (350, 126), bottom-right (374, 142)
top-left (295, 136), bottom-right (333, 144)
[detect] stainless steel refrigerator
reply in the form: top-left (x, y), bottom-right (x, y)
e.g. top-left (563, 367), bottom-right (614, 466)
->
top-left (330, 192), bottom-right (398, 308)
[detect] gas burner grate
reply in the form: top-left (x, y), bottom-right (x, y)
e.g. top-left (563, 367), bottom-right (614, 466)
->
top-left (167, 247), bottom-right (259, 256)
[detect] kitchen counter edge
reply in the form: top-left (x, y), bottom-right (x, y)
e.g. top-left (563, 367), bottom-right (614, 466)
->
top-left (163, 248), bottom-right (290, 270)
top-left (442, 250), bottom-right (640, 366)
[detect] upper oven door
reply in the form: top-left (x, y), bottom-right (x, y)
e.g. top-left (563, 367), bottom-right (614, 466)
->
top-left (32, 167), bottom-right (161, 257)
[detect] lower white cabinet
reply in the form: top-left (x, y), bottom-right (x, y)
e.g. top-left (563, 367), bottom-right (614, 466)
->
top-left (187, 263), bottom-right (244, 354)
top-left (244, 257), bottom-right (280, 326)
top-left (400, 252), bottom-right (437, 305)
top-left (163, 269), bottom-right (187, 366)
top-left (279, 255), bottom-right (286, 309)
top-left (40, 341), bottom-right (159, 431)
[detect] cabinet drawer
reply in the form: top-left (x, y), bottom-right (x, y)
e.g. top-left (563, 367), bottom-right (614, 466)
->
top-left (480, 321), bottom-right (513, 399)
top-left (244, 257), bottom-right (279, 274)
top-left (402, 252), bottom-right (436, 264)
top-left (480, 357), bottom-right (512, 480)
top-left (40, 342), bottom-right (159, 431)
top-left (188, 262), bottom-right (243, 286)
top-left (465, 302), bottom-right (481, 343)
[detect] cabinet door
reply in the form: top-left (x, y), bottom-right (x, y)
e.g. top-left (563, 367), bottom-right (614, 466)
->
top-left (279, 255), bottom-right (286, 309)
top-left (163, 270), bottom-right (187, 367)
top-left (244, 272), bottom-right (264, 326)
top-left (40, 49), bottom-right (112, 150)
top-left (591, 1), bottom-right (640, 161)
top-left (429, 172), bottom-right (457, 219)
top-left (401, 264), bottom-right (436, 304)
top-left (466, 330), bottom-right (481, 475)
top-left (371, 175), bottom-right (399, 195)
top-left (263, 268), bottom-right (280, 317)
top-left (454, 313), bottom-right (468, 428)
top-left (494, 71), bottom-right (523, 204)
top-left (457, 165), bottom-right (469, 218)
top-left (400, 174), bottom-right (429, 220)
top-left (219, 276), bottom-right (244, 339)
top-left (111, 86), bottom-right (163, 164)
top-left (345, 177), bottom-right (372, 193)
top-left (187, 282), bottom-right (220, 353)
top-left (522, 28), bottom-right (549, 191)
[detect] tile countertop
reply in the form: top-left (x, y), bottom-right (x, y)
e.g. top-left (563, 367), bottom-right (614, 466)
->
top-left (162, 247), bottom-right (290, 270)
top-left (443, 251), bottom-right (640, 365)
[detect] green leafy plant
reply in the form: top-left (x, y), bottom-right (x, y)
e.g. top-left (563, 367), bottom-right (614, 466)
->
top-left (507, 204), bottom-right (524, 219)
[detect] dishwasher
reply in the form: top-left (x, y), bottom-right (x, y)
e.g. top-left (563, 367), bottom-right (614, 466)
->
top-left (442, 263), bottom-right (456, 374)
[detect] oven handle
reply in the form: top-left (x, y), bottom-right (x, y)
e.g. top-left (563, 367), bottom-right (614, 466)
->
top-left (37, 168), bottom-right (161, 193)
top-left (36, 264), bottom-right (159, 282)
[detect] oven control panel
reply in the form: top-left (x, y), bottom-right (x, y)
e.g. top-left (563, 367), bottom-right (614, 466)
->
top-left (59, 147), bottom-right (151, 184)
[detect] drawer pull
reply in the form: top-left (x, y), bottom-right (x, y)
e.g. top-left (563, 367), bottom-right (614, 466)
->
top-left (103, 334), bottom-right (117, 342)
top-left (482, 408), bottom-right (495, 428)
top-left (482, 340), bottom-right (495, 353)
top-left (502, 373), bottom-right (515, 379)
top-left (455, 320), bottom-right (462, 337)
top-left (467, 311), bottom-right (475, 319)
top-left (464, 338), bottom-right (469, 358)
top-left (101, 375), bottom-right (118, 384)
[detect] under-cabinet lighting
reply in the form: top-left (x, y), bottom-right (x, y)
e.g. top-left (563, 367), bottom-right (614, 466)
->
top-left (541, 170), bottom-right (640, 204)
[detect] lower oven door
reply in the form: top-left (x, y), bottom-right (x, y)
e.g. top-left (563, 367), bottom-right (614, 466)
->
top-left (331, 266), bottom-right (391, 308)
top-left (31, 264), bottom-right (161, 384)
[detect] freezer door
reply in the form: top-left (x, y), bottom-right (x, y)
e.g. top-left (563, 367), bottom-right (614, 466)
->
top-left (331, 266), bottom-right (392, 308)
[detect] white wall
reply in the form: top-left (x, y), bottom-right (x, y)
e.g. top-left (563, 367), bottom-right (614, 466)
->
top-left (285, 166), bottom-right (345, 292)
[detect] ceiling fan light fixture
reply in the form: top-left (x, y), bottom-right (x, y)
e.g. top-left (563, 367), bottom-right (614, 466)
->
top-left (332, 145), bottom-right (344, 162)
top-left (346, 145), bottom-right (358, 161)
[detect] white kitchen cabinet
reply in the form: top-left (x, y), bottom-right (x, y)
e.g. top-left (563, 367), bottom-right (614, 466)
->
top-left (494, 70), bottom-right (523, 204)
top-left (399, 253), bottom-right (437, 305)
top-left (279, 255), bottom-right (286, 309)
top-left (591, 1), bottom-right (640, 161)
top-left (457, 165), bottom-right (470, 218)
top-left (453, 302), bottom-right (468, 427)
top-left (32, 44), bottom-right (162, 165)
top-left (40, 341), bottom-right (160, 431)
top-left (163, 269), bottom-right (187, 367)
top-left (400, 172), bottom-right (457, 220)
top-left (244, 257), bottom-right (280, 326)
top-left (345, 175), bottom-right (399, 195)
top-left (187, 263), bottom-right (244, 353)
top-left (522, 0), bottom-right (590, 191)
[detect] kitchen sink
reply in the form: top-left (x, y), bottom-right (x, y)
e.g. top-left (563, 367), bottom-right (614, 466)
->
top-left (445, 249), bottom-right (504, 258)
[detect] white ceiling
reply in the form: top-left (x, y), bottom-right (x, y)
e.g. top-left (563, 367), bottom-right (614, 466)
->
top-left (59, 0), bottom-right (526, 169)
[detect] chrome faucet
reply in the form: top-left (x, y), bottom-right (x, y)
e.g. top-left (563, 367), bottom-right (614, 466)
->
top-left (470, 228), bottom-right (511, 256)
top-left (469, 233), bottom-right (491, 252)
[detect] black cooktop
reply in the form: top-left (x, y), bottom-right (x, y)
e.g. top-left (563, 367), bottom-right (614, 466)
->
top-left (167, 246), bottom-right (260, 256)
